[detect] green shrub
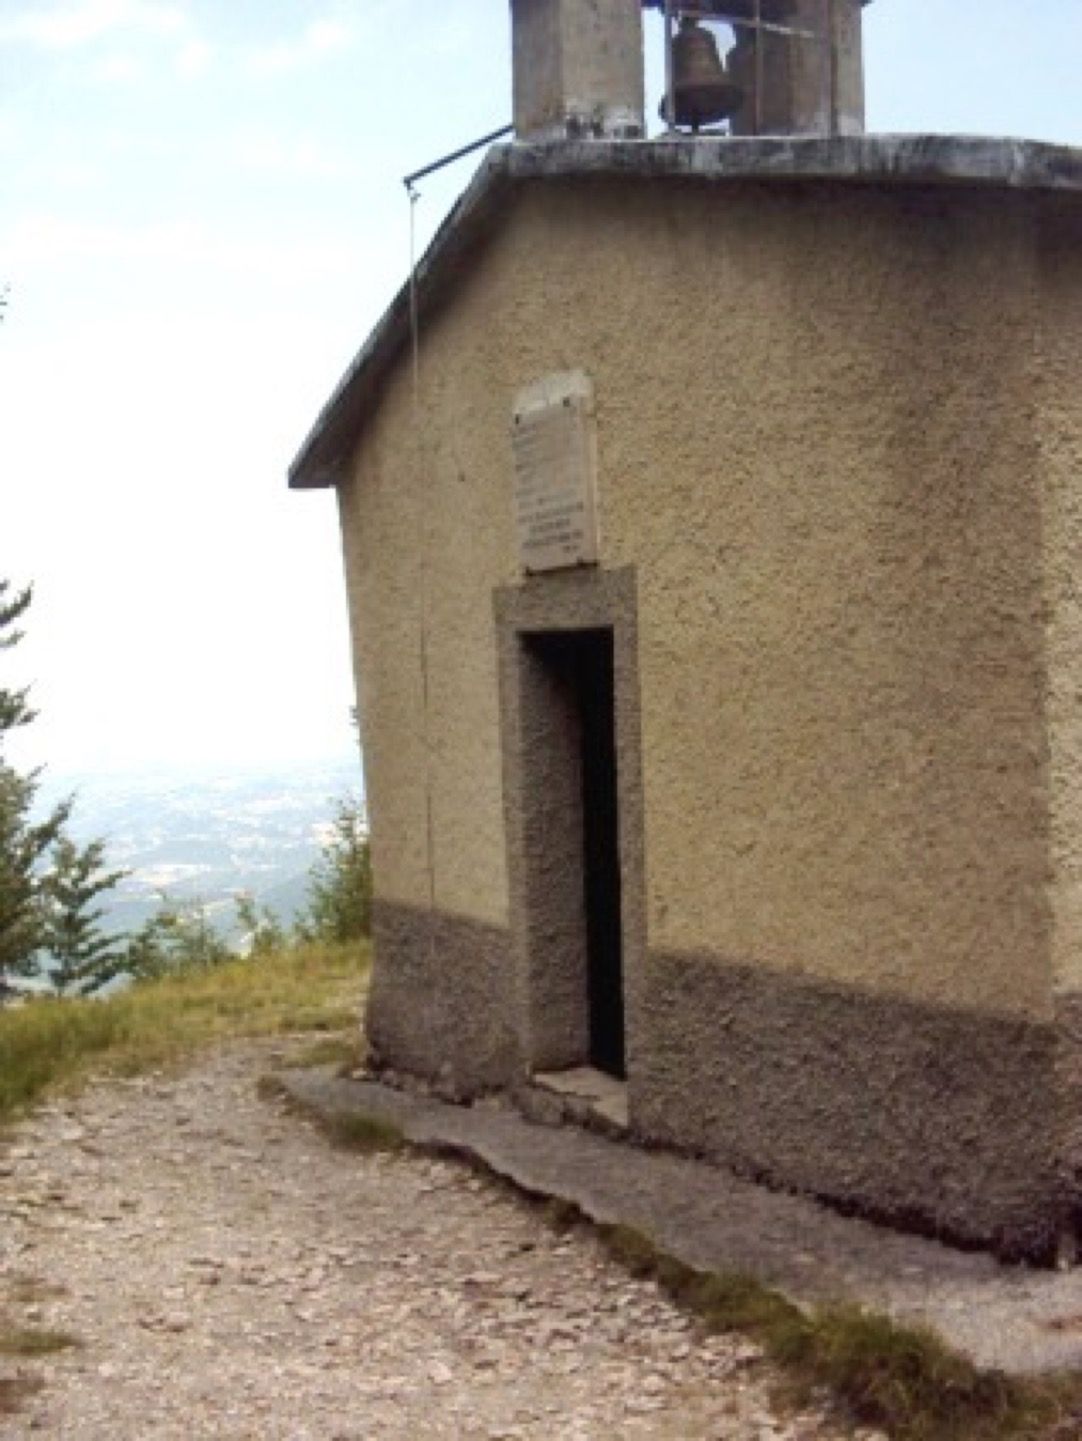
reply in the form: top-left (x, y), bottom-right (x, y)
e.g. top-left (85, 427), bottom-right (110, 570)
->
top-left (296, 797), bottom-right (371, 944)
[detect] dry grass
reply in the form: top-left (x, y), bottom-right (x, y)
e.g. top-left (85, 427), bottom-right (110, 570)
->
top-left (0, 1326), bottom-right (79, 1359)
top-left (2, 1277), bottom-right (67, 1307)
top-left (0, 941), bottom-right (370, 1124)
top-left (319, 1111), bottom-right (405, 1154)
top-left (278, 1032), bottom-right (366, 1074)
top-left (0, 1322), bottom-right (77, 1421)
top-left (596, 1223), bottom-right (1082, 1441)
top-left (257, 1074), bottom-right (405, 1156)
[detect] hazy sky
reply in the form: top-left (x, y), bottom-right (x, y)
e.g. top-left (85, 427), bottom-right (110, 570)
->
top-left (3, 0), bottom-right (1082, 779)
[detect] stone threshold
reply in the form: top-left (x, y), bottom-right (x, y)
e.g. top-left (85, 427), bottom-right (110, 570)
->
top-left (522, 1066), bottom-right (629, 1135)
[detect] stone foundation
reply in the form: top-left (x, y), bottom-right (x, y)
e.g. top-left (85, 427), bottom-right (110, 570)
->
top-left (366, 900), bottom-right (518, 1099)
top-left (634, 949), bottom-right (1070, 1260)
top-left (366, 898), bottom-right (1082, 1259)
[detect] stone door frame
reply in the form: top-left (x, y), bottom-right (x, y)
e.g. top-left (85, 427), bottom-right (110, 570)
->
top-left (494, 565), bottom-right (646, 1085)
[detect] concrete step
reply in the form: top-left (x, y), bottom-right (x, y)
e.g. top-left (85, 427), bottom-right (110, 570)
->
top-left (516, 1066), bottom-right (629, 1138)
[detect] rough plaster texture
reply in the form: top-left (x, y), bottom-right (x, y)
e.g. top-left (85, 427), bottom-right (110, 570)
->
top-left (366, 900), bottom-right (519, 1096)
top-left (335, 338), bottom-right (519, 927)
top-left (326, 157), bottom-right (1082, 1252)
top-left (603, 182), bottom-right (1049, 1019)
top-left (1037, 198), bottom-right (1082, 998)
top-left (638, 949), bottom-right (1064, 1259)
top-left (293, 138), bottom-right (1082, 491)
top-left (1035, 200), bottom-right (1082, 1200)
top-left (357, 175), bottom-right (1051, 1014)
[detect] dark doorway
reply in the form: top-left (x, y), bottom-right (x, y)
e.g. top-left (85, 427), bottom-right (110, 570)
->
top-left (525, 629), bottom-right (625, 1078)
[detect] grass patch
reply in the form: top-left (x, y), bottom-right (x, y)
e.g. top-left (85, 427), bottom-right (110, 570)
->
top-left (593, 1223), bottom-right (1082, 1440)
top-left (0, 1326), bottom-right (79, 1358)
top-left (322, 1111), bottom-right (405, 1154)
top-left (255, 1073), bottom-right (290, 1103)
top-left (0, 941), bottom-right (370, 1125)
top-left (258, 1078), bottom-right (405, 1156)
top-left (3, 1277), bottom-right (67, 1307)
top-left (280, 1032), bottom-right (366, 1073)
top-left (787, 1303), bottom-right (1022, 1440)
top-left (541, 1196), bottom-right (581, 1233)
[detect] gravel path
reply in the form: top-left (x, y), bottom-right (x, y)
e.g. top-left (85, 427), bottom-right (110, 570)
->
top-left (280, 1072), bottom-right (1082, 1377)
top-left (0, 1042), bottom-right (869, 1439)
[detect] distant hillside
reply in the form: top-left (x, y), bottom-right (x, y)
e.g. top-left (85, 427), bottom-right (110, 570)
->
top-left (36, 758), bottom-right (362, 941)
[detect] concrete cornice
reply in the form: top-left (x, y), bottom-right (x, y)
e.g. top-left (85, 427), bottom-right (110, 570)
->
top-left (289, 134), bottom-right (1082, 490)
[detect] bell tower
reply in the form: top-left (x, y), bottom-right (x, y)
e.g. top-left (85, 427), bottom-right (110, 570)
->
top-left (657, 1), bottom-right (870, 138)
top-left (510, 0), bottom-right (646, 142)
top-left (509, 2), bottom-right (870, 145)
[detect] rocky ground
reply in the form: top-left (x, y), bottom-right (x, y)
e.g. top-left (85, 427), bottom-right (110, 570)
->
top-left (0, 1041), bottom-right (876, 1439)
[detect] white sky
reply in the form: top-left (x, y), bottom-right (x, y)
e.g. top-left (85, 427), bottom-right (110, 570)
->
top-left (3, 0), bottom-right (1082, 779)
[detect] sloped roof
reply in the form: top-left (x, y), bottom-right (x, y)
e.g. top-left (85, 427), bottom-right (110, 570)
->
top-left (289, 133), bottom-right (1082, 490)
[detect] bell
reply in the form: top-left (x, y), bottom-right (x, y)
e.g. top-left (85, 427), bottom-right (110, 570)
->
top-left (661, 17), bottom-right (744, 131)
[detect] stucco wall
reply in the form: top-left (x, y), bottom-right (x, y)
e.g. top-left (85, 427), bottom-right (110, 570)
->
top-left (337, 171), bottom-right (1082, 1247)
top-left (1032, 197), bottom-right (1082, 1200)
top-left (1036, 197), bottom-right (1082, 999)
top-left (593, 182), bottom-right (1050, 1021)
top-left (337, 330), bottom-right (519, 929)
top-left (337, 321), bottom-right (525, 1092)
top-left (346, 178), bottom-right (1053, 1011)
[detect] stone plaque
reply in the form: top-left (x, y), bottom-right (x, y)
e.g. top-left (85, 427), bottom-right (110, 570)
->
top-left (512, 371), bottom-right (599, 573)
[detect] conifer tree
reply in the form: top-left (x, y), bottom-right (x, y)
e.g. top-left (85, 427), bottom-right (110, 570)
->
top-left (0, 579), bottom-right (122, 994)
top-left (0, 766), bottom-right (69, 983)
top-left (0, 580), bottom-right (35, 733)
top-left (0, 582), bottom-right (71, 986)
top-left (42, 836), bottom-right (129, 994)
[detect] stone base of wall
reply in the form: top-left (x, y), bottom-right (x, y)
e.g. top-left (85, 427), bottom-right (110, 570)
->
top-left (633, 949), bottom-right (1070, 1261)
top-left (365, 900), bottom-right (519, 1099)
top-left (363, 901), bottom-right (1080, 1259)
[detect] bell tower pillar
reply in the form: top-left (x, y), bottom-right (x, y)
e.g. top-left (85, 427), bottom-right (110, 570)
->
top-left (829, 0), bottom-right (866, 135)
top-left (510, 0), bottom-right (645, 142)
top-left (727, 0), bottom-right (868, 138)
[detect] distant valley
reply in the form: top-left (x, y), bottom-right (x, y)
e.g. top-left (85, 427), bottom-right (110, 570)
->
top-left (37, 757), bottom-right (362, 942)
